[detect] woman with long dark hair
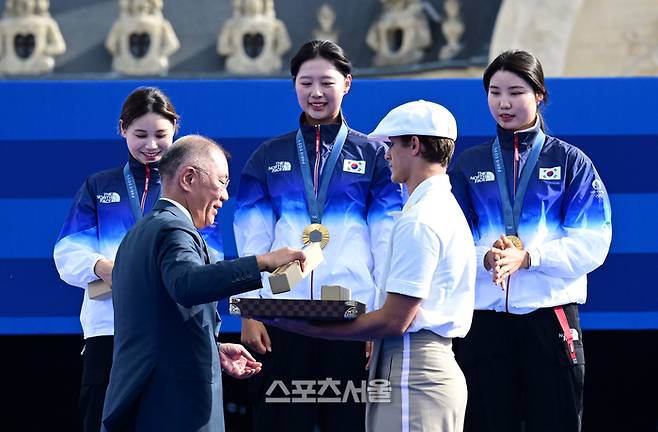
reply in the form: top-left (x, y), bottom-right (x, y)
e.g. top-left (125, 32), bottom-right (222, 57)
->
top-left (449, 50), bottom-right (612, 432)
top-left (234, 40), bottom-right (403, 431)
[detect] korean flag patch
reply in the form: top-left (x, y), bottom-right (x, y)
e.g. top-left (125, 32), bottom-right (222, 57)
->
top-left (539, 166), bottom-right (561, 180)
top-left (343, 159), bottom-right (366, 174)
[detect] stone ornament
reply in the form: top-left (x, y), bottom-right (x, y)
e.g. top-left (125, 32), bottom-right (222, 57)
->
top-left (438, 0), bottom-right (464, 60)
top-left (366, 0), bottom-right (435, 67)
top-left (0, 0), bottom-right (66, 75)
top-left (105, 0), bottom-right (180, 76)
top-left (217, 0), bottom-right (291, 75)
top-left (313, 4), bottom-right (338, 43)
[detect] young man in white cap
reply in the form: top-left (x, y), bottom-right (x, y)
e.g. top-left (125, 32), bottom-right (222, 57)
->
top-left (272, 100), bottom-right (476, 432)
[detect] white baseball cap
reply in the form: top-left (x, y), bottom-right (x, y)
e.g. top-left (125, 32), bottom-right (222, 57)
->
top-left (368, 100), bottom-right (457, 141)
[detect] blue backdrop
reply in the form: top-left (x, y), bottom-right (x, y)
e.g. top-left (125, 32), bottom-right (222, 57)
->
top-left (1, 77), bottom-right (656, 334)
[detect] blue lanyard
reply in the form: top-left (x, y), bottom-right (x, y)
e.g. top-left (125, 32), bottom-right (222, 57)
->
top-left (123, 163), bottom-right (160, 222)
top-left (295, 123), bottom-right (348, 224)
top-left (491, 129), bottom-right (545, 235)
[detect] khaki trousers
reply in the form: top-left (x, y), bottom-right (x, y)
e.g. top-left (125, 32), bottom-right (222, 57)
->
top-left (367, 330), bottom-right (467, 432)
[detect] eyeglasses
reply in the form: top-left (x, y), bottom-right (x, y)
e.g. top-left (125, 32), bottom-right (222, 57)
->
top-left (192, 166), bottom-right (230, 191)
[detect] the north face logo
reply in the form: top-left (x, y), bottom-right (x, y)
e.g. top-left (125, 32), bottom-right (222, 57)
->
top-left (97, 192), bottom-right (121, 204)
top-left (268, 161), bottom-right (292, 173)
top-left (469, 171), bottom-right (495, 183)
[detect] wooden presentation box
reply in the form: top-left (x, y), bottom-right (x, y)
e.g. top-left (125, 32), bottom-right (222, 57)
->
top-left (268, 243), bottom-right (323, 294)
top-left (229, 298), bottom-right (366, 321)
top-left (88, 280), bottom-right (112, 300)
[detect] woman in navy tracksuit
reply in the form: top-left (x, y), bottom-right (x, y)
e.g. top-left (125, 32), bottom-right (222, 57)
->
top-left (449, 50), bottom-right (612, 432)
top-left (54, 87), bottom-right (221, 432)
top-left (234, 40), bottom-right (403, 432)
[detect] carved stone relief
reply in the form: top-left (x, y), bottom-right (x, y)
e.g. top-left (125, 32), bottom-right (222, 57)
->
top-left (0, 0), bottom-right (66, 75)
top-left (366, 0), bottom-right (434, 67)
top-left (313, 4), bottom-right (338, 43)
top-left (438, 0), bottom-right (464, 60)
top-left (217, 0), bottom-right (291, 75)
top-left (105, 0), bottom-right (180, 76)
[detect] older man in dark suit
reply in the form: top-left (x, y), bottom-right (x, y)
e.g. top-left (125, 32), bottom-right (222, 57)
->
top-left (101, 135), bottom-right (305, 432)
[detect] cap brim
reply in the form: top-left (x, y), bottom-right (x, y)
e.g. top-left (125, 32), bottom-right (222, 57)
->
top-left (367, 127), bottom-right (411, 140)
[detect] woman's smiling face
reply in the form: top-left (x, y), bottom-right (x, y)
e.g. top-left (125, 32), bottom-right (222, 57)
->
top-left (295, 57), bottom-right (351, 125)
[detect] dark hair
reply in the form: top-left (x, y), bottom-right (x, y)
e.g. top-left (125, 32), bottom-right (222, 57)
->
top-left (119, 86), bottom-right (180, 133)
top-left (159, 135), bottom-right (229, 183)
top-left (290, 40), bottom-right (352, 81)
top-left (483, 50), bottom-right (549, 130)
top-left (398, 135), bottom-right (455, 167)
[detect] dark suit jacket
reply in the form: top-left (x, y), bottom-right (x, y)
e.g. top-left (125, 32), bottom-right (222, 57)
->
top-left (101, 199), bottom-right (262, 432)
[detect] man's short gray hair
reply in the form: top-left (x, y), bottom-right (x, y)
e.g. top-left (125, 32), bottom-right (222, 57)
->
top-left (159, 135), bottom-right (229, 182)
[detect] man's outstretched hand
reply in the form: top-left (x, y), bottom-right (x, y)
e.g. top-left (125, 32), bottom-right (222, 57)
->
top-left (218, 343), bottom-right (262, 379)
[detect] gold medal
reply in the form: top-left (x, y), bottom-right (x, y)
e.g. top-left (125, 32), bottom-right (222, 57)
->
top-left (302, 223), bottom-right (330, 249)
top-left (506, 235), bottom-right (523, 250)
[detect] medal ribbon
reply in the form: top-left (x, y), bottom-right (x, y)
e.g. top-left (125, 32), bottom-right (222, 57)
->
top-left (491, 129), bottom-right (545, 235)
top-left (123, 162), bottom-right (160, 222)
top-left (295, 123), bottom-right (348, 224)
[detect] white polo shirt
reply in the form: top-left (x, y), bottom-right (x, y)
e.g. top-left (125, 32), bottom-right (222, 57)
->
top-left (376, 174), bottom-right (476, 338)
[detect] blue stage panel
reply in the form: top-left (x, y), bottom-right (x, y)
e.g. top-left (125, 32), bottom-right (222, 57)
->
top-left (0, 314), bottom-right (243, 335)
top-left (1, 78), bottom-right (656, 333)
top-left (2, 78), bottom-right (657, 141)
top-left (1, 252), bottom-right (656, 333)
top-left (0, 259), bottom-right (83, 317)
top-left (583, 253), bottom-right (658, 312)
top-left (2, 193), bottom-right (655, 259)
top-left (0, 199), bottom-right (71, 259)
top-left (579, 312), bottom-right (658, 330)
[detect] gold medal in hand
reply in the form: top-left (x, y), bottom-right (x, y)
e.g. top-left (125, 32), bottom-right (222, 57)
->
top-left (506, 235), bottom-right (523, 250)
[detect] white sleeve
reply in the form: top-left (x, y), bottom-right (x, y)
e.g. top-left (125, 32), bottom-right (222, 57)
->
top-left (531, 226), bottom-right (611, 278)
top-left (53, 180), bottom-right (105, 290)
top-left (54, 228), bottom-right (104, 289)
top-left (384, 219), bottom-right (440, 300)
